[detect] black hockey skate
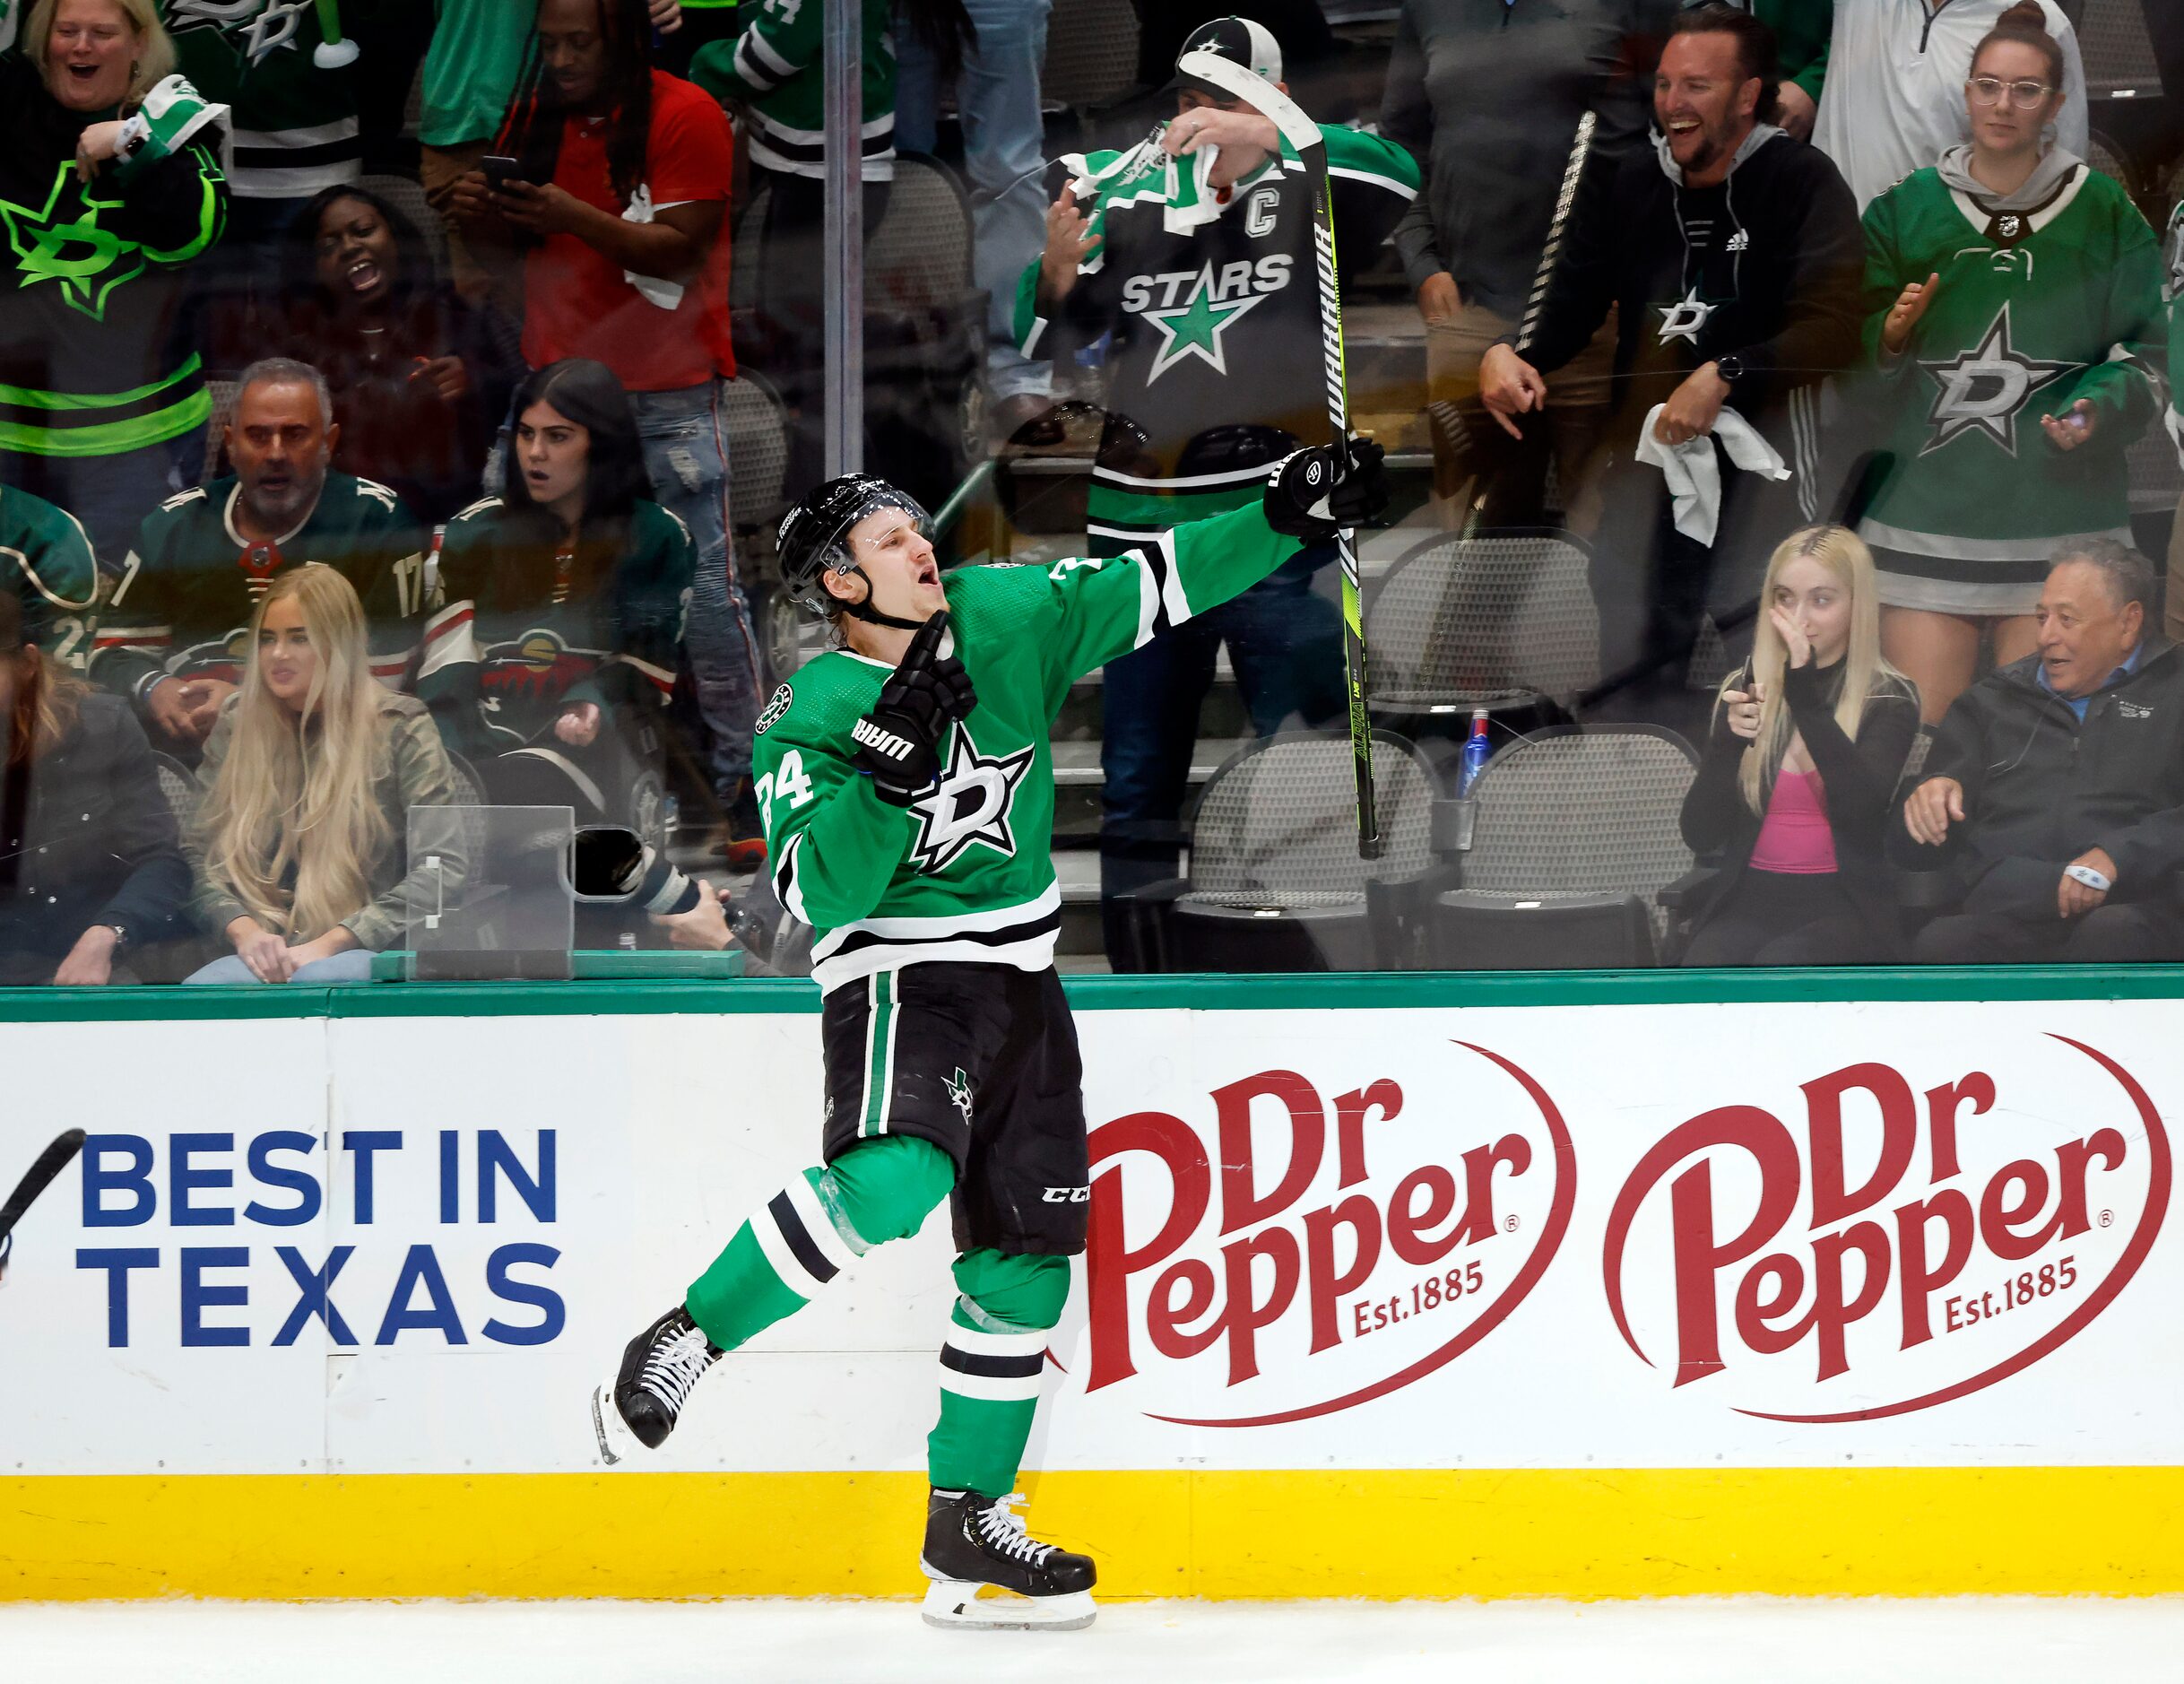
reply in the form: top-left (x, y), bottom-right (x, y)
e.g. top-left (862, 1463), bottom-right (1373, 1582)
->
top-left (919, 1489), bottom-right (1096, 1630)
top-left (589, 1305), bottom-right (721, 1465)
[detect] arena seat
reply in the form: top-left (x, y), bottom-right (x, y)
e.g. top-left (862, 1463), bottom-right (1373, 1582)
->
top-left (1427, 725), bottom-right (1697, 969)
top-left (1364, 529), bottom-right (1600, 729)
top-left (1113, 729), bottom-right (1438, 973)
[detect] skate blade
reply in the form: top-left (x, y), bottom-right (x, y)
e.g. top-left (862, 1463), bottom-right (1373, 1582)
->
top-left (589, 1382), bottom-right (629, 1467)
top-left (919, 1580), bottom-right (1096, 1631)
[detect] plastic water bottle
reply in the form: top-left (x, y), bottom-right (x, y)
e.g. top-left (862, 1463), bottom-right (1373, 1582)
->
top-left (1459, 709), bottom-right (1493, 796)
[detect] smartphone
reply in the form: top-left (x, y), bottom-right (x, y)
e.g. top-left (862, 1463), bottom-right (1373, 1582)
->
top-left (1729, 660), bottom-right (1755, 699)
top-left (481, 154), bottom-right (527, 195)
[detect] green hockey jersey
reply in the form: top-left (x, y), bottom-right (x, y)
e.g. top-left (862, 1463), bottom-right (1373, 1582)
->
top-left (690, 0), bottom-right (896, 182)
top-left (416, 495), bottom-right (693, 760)
top-left (1013, 121), bottom-right (1416, 547)
top-left (758, 501), bottom-right (1300, 993)
top-left (1857, 163), bottom-right (2162, 604)
top-left (0, 483), bottom-right (100, 668)
top-left (93, 472), bottom-right (425, 719)
top-left (162, 0), bottom-right (359, 200)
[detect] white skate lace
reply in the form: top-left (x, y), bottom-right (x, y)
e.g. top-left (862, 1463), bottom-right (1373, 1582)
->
top-left (639, 1321), bottom-right (717, 1417)
top-left (975, 1495), bottom-right (1056, 1567)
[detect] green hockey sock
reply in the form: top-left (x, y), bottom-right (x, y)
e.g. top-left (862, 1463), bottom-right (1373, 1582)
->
top-left (927, 1248), bottom-right (1071, 1497)
top-left (685, 1134), bottom-right (954, 1351)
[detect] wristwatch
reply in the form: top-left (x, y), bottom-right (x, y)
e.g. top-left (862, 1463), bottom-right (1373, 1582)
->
top-left (1712, 352), bottom-right (1746, 385)
top-left (100, 922), bottom-right (131, 954)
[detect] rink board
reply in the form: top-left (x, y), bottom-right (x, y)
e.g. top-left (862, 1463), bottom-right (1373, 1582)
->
top-left (3, 968), bottom-right (2181, 1600)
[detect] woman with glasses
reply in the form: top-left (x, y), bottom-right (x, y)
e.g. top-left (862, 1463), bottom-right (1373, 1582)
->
top-left (1815, 0), bottom-right (2087, 214)
top-left (1853, 2), bottom-right (2164, 725)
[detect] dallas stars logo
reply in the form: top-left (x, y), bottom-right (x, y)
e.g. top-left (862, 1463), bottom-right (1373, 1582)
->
top-left (1, 163), bottom-right (143, 321)
top-left (945, 1068), bottom-right (975, 1124)
top-left (1657, 287), bottom-right (1716, 345)
top-left (1141, 263), bottom-right (1269, 382)
top-left (1920, 303), bottom-right (2072, 457)
top-left (906, 722), bottom-right (1034, 874)
top-left (169, 0), bottom-right (311, 65)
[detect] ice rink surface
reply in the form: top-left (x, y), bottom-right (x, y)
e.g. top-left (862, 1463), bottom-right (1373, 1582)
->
top-left (4, 1596), bottom-right (2181, 1683)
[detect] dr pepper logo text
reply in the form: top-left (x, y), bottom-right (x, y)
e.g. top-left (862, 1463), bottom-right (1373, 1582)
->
top-left (1081, 1043), bottom-right (1574, 1426)
top-left (1602, 1037), bottom-right (2169, 1420)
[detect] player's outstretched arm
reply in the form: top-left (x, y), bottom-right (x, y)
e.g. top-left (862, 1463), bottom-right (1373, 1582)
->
top-left (1037, 440), bottom-right (1387, 684)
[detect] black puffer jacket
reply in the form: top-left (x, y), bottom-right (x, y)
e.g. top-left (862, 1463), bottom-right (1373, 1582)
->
top-left (1901, 640), bottom-right (2184, 916)
top-left (0, 690), bottom-right (191, 979)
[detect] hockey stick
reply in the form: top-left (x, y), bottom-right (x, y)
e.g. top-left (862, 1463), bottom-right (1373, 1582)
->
top-left (1183, 52), bottom-right (1382, 857)
top-left (1460, 110), bottom-right (1598, 542)
top-left (0, 1128), bottom-right (86, 1280)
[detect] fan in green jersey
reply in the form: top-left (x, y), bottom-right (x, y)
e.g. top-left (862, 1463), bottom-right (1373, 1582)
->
top-left (590, 438), bottom-right (1386, 1628)
top-left (1857, 6), bottom-right (2163, 725)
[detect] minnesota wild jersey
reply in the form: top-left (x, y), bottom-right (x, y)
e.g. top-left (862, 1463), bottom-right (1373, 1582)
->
top-left (93, 473), bottom-right (425, 717)
top-left (162, 0), bottom-right (360, 199)
top-left (1, 484), bottom-right (99, 668)
top-left (416, 496), bottom-right (693, 760)
top-left (691, 0), bottom-right (896, 181)
top-left (758, 503), bottom-right (1299, 992)
top-left (0, 55), bottom-right (227, 465)
top-left (1012, 123), bottom-right (1415, 549)
top-left (1857, 164), bottom-right (2163, 610)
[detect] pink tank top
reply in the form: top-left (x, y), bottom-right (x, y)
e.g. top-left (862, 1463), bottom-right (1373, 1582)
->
top-left (1748, 769), bottom-right (1839, 874)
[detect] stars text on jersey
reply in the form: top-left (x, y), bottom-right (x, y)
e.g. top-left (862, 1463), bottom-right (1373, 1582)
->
top-left (1122, 256), bottom-right (1294, 383)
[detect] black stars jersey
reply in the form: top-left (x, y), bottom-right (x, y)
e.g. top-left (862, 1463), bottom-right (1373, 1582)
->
top-left (1011, 123), bottom-right (1415, 547)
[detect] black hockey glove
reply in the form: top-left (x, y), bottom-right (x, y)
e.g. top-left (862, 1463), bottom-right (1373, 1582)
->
top-left (1262, 438), bottom-right (1389, 541)
top-left (852, 611), bottom-right (978, 806)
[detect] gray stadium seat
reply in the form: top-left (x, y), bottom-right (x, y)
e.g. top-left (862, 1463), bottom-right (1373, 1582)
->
top-left (2077, 0), bottom-right (2165, 100)
top-left (1365, 529), bottom-right (1601, 722)
top-left (200, 378), bottom-right (238, 482)
top-left (1042, 0), bottom-right (1143, 117)
top-left (866, 155), bottom-right (975, 314)
top-left (1117, 730), bottom-right (1438, 972)
top-left (1428, 725), bottom-right (1697, 968)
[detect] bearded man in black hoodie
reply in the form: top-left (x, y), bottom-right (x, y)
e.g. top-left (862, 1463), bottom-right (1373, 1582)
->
top-left (1480, 4), bottom-right (1861, 724)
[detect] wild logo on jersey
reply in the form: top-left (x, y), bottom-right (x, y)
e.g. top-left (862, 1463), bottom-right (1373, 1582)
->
top-left (0, 164), bottom-right (169, 321)
top-left (168, 0), bottom-right (314, 64)
top-left (1122, 251), bottom-right (1293, 383)
top-left (1920, 302), bottom-right (2073, 457)
top-left (906, 721), bottom-right (1035, 874)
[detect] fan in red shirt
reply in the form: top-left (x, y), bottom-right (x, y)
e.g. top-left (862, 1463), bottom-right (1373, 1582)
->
top-left (451, 0), bottom-right (767, 867)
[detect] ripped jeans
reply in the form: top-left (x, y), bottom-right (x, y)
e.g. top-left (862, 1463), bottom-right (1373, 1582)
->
top-left (628, 379), bottom-right (764, 794)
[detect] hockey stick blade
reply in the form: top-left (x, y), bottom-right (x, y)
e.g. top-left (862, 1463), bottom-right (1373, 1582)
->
top-left (0, 1128), bottom-right (87, 1246)
top-left (1183, 53), bottom-right (1383, 858)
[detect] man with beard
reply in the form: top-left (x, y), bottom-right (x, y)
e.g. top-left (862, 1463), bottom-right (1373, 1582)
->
top-left (92, 358), bottom-right (426, 760)
top-left (1480, 4), bottom-right (1861, 725)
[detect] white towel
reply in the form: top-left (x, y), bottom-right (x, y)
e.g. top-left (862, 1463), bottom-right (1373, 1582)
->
top-left (1634, 404), bottom-right (1791, 546)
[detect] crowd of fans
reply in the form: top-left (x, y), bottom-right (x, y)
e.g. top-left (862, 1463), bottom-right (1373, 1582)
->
top-left (0, 0), bottom-right (2179, 984)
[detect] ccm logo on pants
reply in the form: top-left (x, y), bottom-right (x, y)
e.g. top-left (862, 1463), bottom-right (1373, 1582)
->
top-left (1043, 1186), bottom-right (1091, 1203)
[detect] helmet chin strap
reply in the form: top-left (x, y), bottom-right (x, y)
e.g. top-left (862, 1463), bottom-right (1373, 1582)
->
top-left (834, 564), bottom-right (932, 632)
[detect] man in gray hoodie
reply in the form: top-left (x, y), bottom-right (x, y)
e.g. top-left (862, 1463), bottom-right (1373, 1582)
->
top-left (1381, 0), bottom-right (1677, 527)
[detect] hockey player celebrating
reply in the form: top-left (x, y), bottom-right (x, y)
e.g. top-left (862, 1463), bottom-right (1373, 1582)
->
top-left (591, 438), bottom-right (1386, 1628)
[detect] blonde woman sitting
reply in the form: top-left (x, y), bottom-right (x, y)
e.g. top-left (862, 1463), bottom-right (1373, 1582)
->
top-left (1678, 525), bottom-right (1921, 966)
top-left (185, 564), bottom-right (463, 985)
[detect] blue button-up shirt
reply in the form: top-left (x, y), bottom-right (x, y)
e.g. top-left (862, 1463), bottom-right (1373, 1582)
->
top-left (2038, 642), bottom-right (2143, 722)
